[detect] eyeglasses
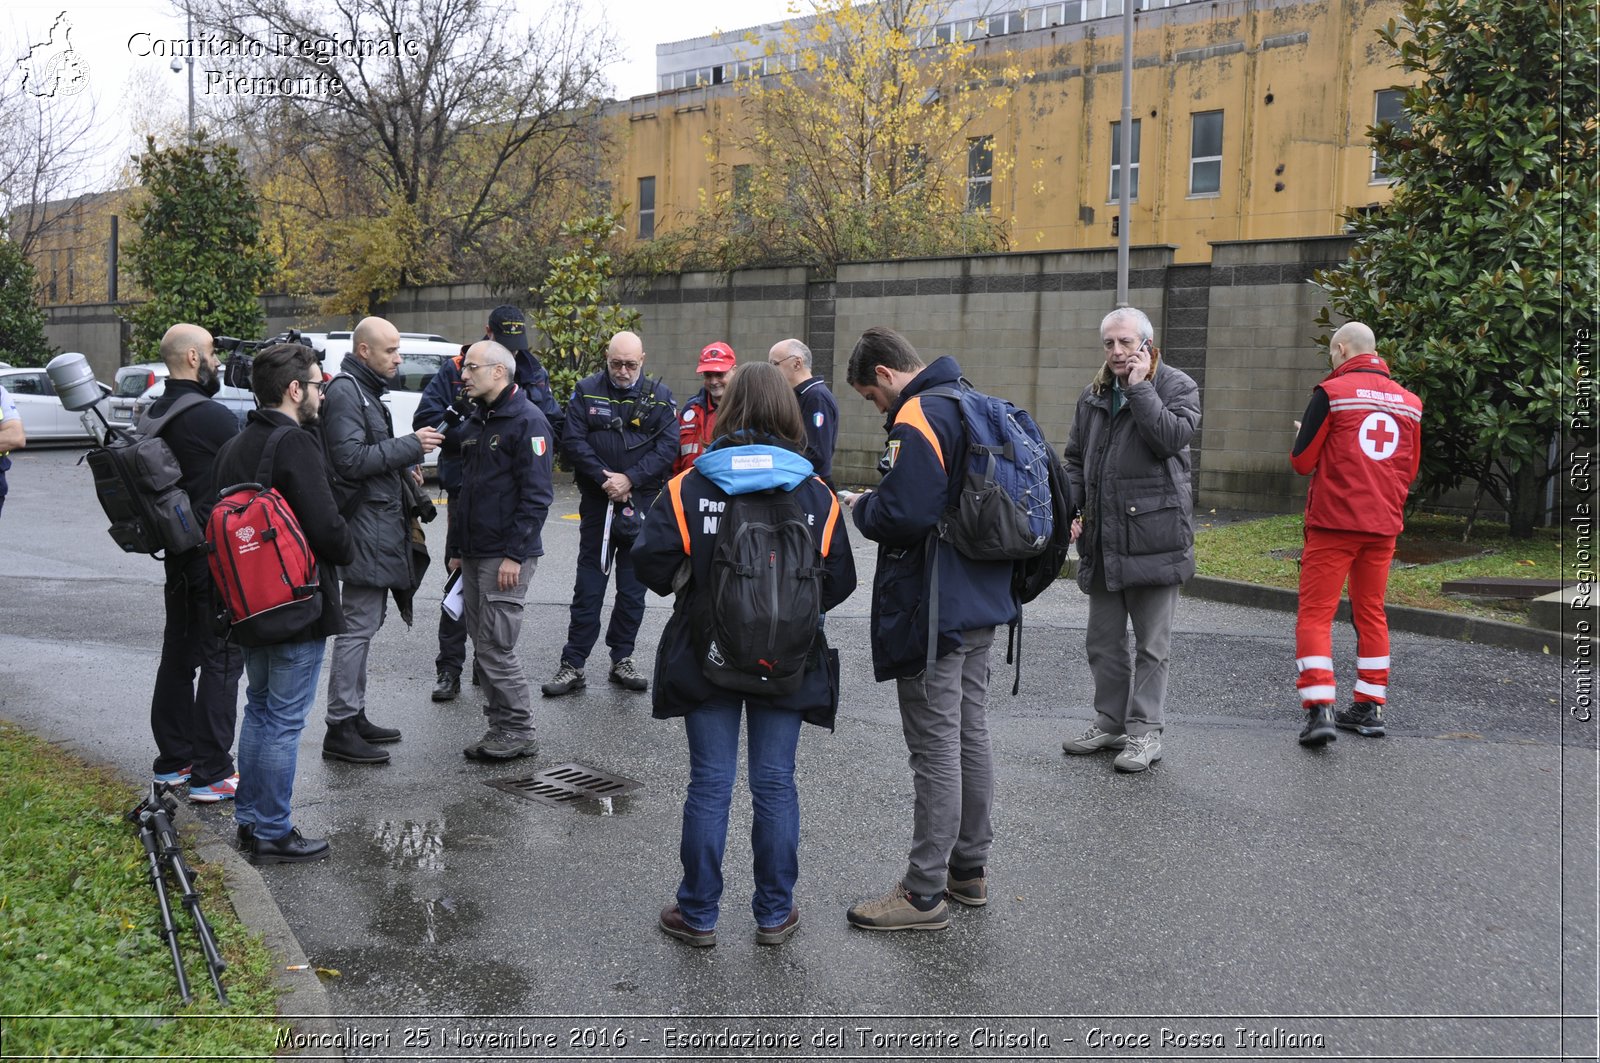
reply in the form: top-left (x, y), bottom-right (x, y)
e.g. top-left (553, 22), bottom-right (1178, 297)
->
top-left (607, 359), bottom-right (642, 372)
top-left (301, 378), bottom-right (327, 394)
top-left (768, 354), bottom-right (798, 367)
top-left (461, 362), bottom-right (498, 374)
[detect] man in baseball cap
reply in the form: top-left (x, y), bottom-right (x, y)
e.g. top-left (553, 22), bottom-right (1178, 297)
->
top-left (673, 342), bottom-right (737, 475)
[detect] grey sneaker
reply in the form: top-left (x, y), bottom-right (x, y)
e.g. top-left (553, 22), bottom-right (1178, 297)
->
top-left (463, 730), bottom-right (538, 760)
top-left (1113, 732), bottom-right (1163, 773)
top-left (1062, 724), bottom-right (1128, 755)
top-left (608, 656), bottom-right (648, 691)
top-left (846, 883), bottom-right (950, 931)
top-left (541, 663), bottom-right (585, 697)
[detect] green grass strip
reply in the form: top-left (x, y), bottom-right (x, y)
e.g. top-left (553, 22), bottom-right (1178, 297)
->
top-left (1194, 512), bottom-right (1567, 622)
top-left (0, 721), bottom-right (284, 1056)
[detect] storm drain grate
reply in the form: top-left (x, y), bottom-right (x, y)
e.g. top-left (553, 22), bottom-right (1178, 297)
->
top-left (489, 762), bottom-right (643, 809)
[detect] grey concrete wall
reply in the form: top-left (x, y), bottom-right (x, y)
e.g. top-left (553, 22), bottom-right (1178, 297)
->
top-left (41, 236), bottom-right (1359, 514)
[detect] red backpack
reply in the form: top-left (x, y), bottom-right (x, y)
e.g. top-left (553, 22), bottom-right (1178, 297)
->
top-left (206, 427), bottom-right (322, 646)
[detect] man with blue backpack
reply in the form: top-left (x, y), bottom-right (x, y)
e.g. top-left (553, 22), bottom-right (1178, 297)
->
top-left (840, 327), bottom-right (1028, 932)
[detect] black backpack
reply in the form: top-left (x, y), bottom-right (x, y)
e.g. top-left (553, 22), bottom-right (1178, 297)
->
top-left (691, 490), bottom-right (824, 697)
top-left (84, 393), bottom-right (208, 556)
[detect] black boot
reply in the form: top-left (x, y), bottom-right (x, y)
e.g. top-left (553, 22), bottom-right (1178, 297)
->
top-left (432, 669), bottom-right (462, 702)
top-left (1298, 704), bottom-right (1338, 746)
top-left (250, 828), bottom-right (331, 864)
top-left (353, 711), bottom-right (401, 744)
top-left (322, 719), bottom-right (391, 763)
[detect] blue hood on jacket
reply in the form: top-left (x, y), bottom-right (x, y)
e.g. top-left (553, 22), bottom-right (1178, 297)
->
top-left (695, 441), bottom-right (813, 495)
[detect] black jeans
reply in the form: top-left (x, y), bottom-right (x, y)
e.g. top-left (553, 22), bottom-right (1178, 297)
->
top-left (150, 550), bottom-right (243, 787)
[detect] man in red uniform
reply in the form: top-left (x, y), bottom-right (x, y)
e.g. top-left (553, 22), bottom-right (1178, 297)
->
top-left (673, 342), bottom-right (736, 475)
top-left (1291, 321), bottom-right (1423, 745)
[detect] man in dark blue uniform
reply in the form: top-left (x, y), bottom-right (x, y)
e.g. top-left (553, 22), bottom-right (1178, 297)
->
top-left (450, 340), bottom-right (554, 758)
top-left (767, 337), bottom-right (839, 487)
top-left (542, 330), bottom-right (677, 697)
top-left (415, 304), bottom-right (561, 702)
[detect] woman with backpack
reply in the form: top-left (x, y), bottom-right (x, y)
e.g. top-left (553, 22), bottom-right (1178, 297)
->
top-left (633, 361), bottom-right (857, 948)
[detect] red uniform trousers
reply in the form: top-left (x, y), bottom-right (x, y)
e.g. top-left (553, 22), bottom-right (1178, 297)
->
top-left (1294, 526), bottom-right (1395, 708)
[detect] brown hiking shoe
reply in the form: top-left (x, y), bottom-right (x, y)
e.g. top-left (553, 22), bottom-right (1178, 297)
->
top-left (658, 904), bottom-right (716, 947)
top-left (846, 883), bottom-right (949, 931)
top-left (946, 869), bottom-right (988, 908)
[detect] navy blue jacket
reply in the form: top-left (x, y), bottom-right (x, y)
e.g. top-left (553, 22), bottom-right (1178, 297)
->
top-left (852, 355), bottom-right (1017, 681)
top-left (633, 435), bottom-right (857, 727)
top-left (794, 376), bottom-right (840, 485)
top-left (560, 369), bottom-right (677, 497)
top-left (415, 351), bottom-right (561, 494)
top-left (451, 384), bottom-right (555, 563)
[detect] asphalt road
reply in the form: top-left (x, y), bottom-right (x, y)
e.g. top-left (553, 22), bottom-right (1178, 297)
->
top-left (1, 444), bottom-right (1595, 1063)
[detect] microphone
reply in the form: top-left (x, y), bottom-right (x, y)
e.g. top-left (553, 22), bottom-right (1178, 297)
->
top-left (435, 395), bottom-right (474, 433)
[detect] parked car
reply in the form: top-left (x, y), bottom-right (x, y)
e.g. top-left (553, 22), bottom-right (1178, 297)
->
top-left (107, 363), bottom-right (168, 431)
top-left (131, 377), bottom-right (257, 430)
top-left (320, 332), bottom-right (460, 470)
top-left (0, 366), bottom-right (111, 443)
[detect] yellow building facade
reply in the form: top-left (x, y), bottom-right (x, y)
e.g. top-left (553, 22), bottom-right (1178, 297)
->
top-left (603, 0), bottom-right (1415, 263)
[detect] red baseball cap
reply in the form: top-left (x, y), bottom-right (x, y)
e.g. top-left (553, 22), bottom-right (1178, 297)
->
top-left (696, 342), bottom-right (736, 374)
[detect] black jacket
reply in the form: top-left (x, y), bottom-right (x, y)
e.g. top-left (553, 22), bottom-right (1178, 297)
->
top-left (794, 376), bottom-right (840, 485)
top-left (560, 369), bottom-right (677, 497)
top-left (146, 378), bottom-right (240, 534)
top-left (213, 410), bottom-right (356, 642)
top-left (451, 385), bottom-right (555, 562)
top-left (320, 357), bottom-right (425, 589)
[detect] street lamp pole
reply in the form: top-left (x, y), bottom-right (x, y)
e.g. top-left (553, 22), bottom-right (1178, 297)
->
top-left (1116, 0), bottom-right (1134, 306)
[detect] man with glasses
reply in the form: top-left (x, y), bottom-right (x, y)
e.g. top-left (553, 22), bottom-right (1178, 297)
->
top-left (452, 341), bottom-right (554, 758)
top-left (320, 315), bottom-right (444, 764)
top-left (542, 330), bottom-right (677, 698)
top-left (672, 341), bottom-right (735, 475)
top-left (212, 342), bottom-right (354, 863)
top-left (767, 338), bottom-right (839, 487)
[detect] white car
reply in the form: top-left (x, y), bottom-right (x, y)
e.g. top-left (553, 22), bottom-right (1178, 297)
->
top-left (0, 366), bottom-right (110, 442)
top-left (320, 332), bottom-right (460, 469)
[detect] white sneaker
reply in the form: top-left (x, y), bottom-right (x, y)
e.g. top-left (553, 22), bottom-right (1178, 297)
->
top-left (1062, 724), bottom-right (1129, 755)
top-left (1113, 732), bottom-right (1162, 773)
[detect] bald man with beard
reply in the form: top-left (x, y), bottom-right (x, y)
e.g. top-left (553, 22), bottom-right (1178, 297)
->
top-left (145, 322), bottom-right (246, 803)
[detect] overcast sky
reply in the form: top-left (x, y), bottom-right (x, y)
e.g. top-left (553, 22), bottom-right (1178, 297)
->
top-left (6, 0), bottom-right (798, 182)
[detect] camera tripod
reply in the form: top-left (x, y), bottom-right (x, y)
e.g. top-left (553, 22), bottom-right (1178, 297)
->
top-left (125, 782), bottom-right (228, 1004)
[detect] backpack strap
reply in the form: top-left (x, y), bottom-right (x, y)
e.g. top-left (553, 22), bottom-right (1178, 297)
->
top-left (135, 391), bottom-right (208, 437)
top-left (253, 425), bottom-right (297, 487)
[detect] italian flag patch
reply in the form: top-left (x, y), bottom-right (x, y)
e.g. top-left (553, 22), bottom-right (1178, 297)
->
top-left (532, 436), bottom-right (548, 456)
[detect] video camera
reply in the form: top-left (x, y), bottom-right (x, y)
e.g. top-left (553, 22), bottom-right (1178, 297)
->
top-left (215, 328), bottom-right (318, 391)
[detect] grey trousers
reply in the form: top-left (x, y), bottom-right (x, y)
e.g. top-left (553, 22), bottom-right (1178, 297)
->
top-left (894, 626), bottom-right (996, 896)
top-left (462, 556), bottom-right (536, 739)
top-left (1085, 576), bottom-right (1181, 737)
top-left (326, 583), bottom-right (389, 724)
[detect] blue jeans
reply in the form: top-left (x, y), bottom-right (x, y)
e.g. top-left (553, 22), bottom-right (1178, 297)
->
top-left (559, 488), bottom-right (653, 668)
top-left (676, 701), bottom-right (803, 931)
top-left (238, 640), bottom-right (326, 842)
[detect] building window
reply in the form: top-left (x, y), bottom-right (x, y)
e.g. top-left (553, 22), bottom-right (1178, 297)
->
top-left (1372, 89), bottom-right (1411, 181)
top-left (1189, 110), bottom-right (1223, 195)
top-left (966, 135), bottom-right (994, 212)
top-left (637, 176), bottom-right (655, 240)
top-left (1109, 119), bottom-right (1140, 201)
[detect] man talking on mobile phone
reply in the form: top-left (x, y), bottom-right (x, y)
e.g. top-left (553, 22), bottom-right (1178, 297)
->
top-left (1060, 308), bottom-right (1200, 774)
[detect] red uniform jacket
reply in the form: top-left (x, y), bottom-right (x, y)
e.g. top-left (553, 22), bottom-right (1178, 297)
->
top-left (673, 390), bottom-right (718, 475)
top-left (1291, 354), bottom-right (1423, 536)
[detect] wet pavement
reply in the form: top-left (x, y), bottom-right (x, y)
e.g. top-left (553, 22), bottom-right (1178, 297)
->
top-left (1, 446), bottom-right (1595, 1063)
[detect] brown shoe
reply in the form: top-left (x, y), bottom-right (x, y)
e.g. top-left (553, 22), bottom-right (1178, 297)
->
top-left (658, 904), bottom-right (715, 947)
top-left (755, 908), bottom-right (800, 946)
top-left (946, 869), bottom-right (988, 908)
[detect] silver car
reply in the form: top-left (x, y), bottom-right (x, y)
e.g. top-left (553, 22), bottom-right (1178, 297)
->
top-left (107, 363), bottom-right (168, 431)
